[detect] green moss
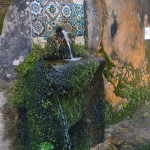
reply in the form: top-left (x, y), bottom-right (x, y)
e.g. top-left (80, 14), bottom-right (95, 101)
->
top-left (105, 84), bottom-right (150, 125)
top-left (132, 143), bottom-right (150, 150)
top-left (40, 142), bottom-right (54, 150)
top-left (114, 64), bottom-right (144, 98)
top-left (11, 44), bottom-right (100, 150)
top-left (0, 13), bottom-right (6, 34)
top-left (145, 41), bottom-right (150, 73)
top-left (97, 41), bottom-right (150, 126)
top-left (60, 93), bottom-right (83, 127)
top-left (16, 42), bottom-right (61, 77)
top-left (71, 43), bottom-right (90, 57)
top-left (98, 42), bottom-right (115, 78)
top-left (0, 0), bottom-right (11, 35)
top-left (104, 62), bottom-right (150, 125)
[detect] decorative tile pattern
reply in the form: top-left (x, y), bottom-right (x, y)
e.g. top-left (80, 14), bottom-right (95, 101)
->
top-left (62, 5), bottom-right (72, 18)
top-left (32, 20), bottom-right (45, 36)
top-left (31, 0), bottom-right (85, 38)
top-left (31, 1), bottom-right (42, 15)
top-left (44, 1), bottom-right (61, 20)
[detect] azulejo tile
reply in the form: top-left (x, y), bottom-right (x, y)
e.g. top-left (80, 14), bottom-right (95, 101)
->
top-left (74, 23), bottom-right (85, 36)
top-left (44, 1), bottom-right (61, 20)
top-left (60, 4), bottom-right (73, 24)
top-left (72, 4), bottom-right (84, 36)
top-left (31, 1), bottom-right (42, 15)
top-left (32, 20), bottom-right (45, 37)
top-left (37, 0), bottom-right (43, 3)
top-left (62, 5), bottom-right (72, 18)
top-left (40, 0), bottom-right (49, 6)
top-left (64, 22), bottom-right (73, 32)
top-left (44, 23), bottom-right (54, 37)
top-left (74, 4), bottom-right (84, 12)
top-left (31, 0), bottom-right (85, 38)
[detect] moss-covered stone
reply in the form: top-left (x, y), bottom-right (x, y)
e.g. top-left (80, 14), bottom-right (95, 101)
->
top-left (11, 56), bottom-right (106, 150)
top-left (98, 42), bottom-right (115, 78)
top-left (0, 0), bottom-right (11, 35)
top-left (132, 143), bottom-right (150, 150)
top-left (104, 64), bottom-right (150, 126)
top-left (145, 41), bottom-right (150, 73)
top-left (97, 42), bottom-right (150, 126)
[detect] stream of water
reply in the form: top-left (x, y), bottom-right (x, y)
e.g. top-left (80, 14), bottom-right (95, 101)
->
top-left (62, 30), bottom-right (81, 61)
top-left (56, 96), bottom-right (72, 150)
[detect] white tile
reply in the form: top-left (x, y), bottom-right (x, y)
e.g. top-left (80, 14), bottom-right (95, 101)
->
top-left (73, 0), bottom-right (84, 4)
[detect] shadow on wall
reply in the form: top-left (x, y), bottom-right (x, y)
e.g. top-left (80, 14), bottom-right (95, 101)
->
top-left (111, 15), bottom-right (118, 40)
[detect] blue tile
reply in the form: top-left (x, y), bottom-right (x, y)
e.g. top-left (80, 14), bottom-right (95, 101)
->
top-left (31, 0), bottom-right (85, 38)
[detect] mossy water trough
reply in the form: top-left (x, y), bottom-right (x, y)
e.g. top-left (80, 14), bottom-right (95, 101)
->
top-left (12, 58), bottom-right (106, 150)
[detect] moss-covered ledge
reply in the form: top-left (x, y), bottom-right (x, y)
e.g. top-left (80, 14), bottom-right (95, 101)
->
top-left (11, 57), bottom-right (106, 150)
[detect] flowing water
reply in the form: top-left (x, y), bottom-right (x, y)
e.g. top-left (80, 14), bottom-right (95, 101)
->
top-left (62, 30), bottom-right (73, 59)
top-left (56, 96), bottom-right (72, 150)
top-left (65, 57), bottom-right (82, 61)
top-left (62, 30), bottom-right (82, 61)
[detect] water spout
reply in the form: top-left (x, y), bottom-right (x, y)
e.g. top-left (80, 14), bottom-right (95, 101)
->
top-left (62, 30), bottom-right (73, 59)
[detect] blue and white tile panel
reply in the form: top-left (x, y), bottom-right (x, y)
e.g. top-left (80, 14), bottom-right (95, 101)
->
top-left (31, 0), bottom-right (85, 44)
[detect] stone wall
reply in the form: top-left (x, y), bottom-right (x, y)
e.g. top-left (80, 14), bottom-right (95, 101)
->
top-left (85, 0), bottom-right (150, 105)
top-left (92, 0), bottom-right (150, 70)
top-left (0, 0), bottom-right (32, 81)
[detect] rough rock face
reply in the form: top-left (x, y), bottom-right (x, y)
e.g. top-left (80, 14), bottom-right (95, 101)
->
top-left (0, 81), bottom-right (19, 150)
top-left (102, 0), bottom-right (146, 69)
top-left (91, 101), bottom-right (150, 150)
top-left (87, 0), bottom-right (150, 70)
top-left (0, 91), bottom-right (10, 150)
top-left (85, 0), bottom-right (150, 105)
top-left (104, 77), bottom-right (127, 106)
top-left (0, 0), bottom-right (32, 81)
